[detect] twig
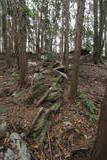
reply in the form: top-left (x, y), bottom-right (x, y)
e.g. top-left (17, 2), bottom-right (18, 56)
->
top-left (56, 140), bottom-right (63, 160)
top-left (56, 140), bottom-right (64, 153)
top-left (48, 133), bottom-right (53, 160)
top-left (70, 144), bottom-right (91, 156)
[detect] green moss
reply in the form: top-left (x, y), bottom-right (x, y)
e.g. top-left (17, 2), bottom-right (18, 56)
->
top-left (26, 84), bottom-right (48, 105)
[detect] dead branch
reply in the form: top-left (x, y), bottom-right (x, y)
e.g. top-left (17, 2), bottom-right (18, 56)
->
top-left (48, 133), bottom-right (53, 160)
top-left (36, 87), bottom-right (52, 107)
top-left (70, 144), bottom-right (91, 157)
top-left (26, 107), bottom-right (44, 137)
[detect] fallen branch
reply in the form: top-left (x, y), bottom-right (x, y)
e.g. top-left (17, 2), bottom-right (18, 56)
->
top-left (36, 87), bottom-right (52, 107)
top-left (38, 103), bottom-right (60, 149)
top-left (70, 144), bottom-right (91, 157)
top-left (26, 107), bottom-right (44, 137)
top-left (39, 120), bottom-right (51, 149)
top-left (48, 133), bottom-right (53, 160)
top-left (26, 102), bottom-right (60, 149)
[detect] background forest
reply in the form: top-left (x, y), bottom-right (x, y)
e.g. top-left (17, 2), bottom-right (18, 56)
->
top-left (0, 0), bottom-right (107, 160)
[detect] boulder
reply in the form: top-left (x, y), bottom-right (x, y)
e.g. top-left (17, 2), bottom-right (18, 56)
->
top-left (4, 132), bottom-right (31, 160)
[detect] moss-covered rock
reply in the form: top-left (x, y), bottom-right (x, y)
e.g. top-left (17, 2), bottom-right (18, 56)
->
top-left (25, 82), bottom-right (48, 105)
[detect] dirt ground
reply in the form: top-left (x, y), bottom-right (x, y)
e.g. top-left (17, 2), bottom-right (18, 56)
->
top-left (0, 58), bottom-right (107, 160)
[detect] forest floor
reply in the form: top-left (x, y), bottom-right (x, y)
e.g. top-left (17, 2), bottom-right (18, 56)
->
top-left (0, 57), bottom-right (107, 160)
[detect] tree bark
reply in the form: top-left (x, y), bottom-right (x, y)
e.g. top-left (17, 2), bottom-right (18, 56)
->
top-left (67, 0), bottom-right (85, 102)
top-left (18, 0), bottom-right (28, 87)
top-left (93, 0), bottom-right (105, 64)
top-left (93, 0), bottom-right (99, 64)
top-left (90, 80), bottom-right (107, 160)
top-left (2, 9), bottom-right (11, 67)
top-left (62, 0), bottom-right (70, 70)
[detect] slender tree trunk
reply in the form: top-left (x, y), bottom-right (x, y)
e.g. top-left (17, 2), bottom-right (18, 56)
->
top-left (93, 0), bottom-right (105, 64)
top-left (62, 0), bottom-right (70, 69)
top-left (40, 16), bottom-right (44, 54)
top-left (8, 16), bottom-right (14, 56)
top-left (2, 11), bottom-right (7, 54)
top-left (18, 0), bottom-right (28, 87)
top-left (93, 0), bottom-right (99, 64)
top-left (104, 0), bottom-right (107, 57)
top-left (60, 4), bottom-right (64, 62)
top-left (13, 3), bottom-right (20, 69)
top-left (0, 7), bottom-right (2, 53)
top-left (36, 11), bottom-right (41, 60)
top-left (67, 0), bottom-right (85, 102)
top-left (60, 34), bottom-right (64, 59)
top-left (98, 0), bottom-right (105, 58)
top-left (2, 10), bottom-right (11, 67)
top-left (105, 28), bottom-right (107, 57)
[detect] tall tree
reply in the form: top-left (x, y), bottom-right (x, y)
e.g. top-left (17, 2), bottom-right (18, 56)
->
top-left (93, 0), bottom-right (105, 64)
top-left (62, 0), bottom-right (70, 69)
top-left (12, 1), bottom-right (20, 68)
top-left (104, 22), bottom-right (107, 57)
top-left (104, 0), bottom-right (107, 57)
top-left (67, 0), bottom-right (86, 102)
top-left (18, 0), bottom-right (28, 87)
top-left (2, 7), bottom-right (11, 66)
top-left (93, 0), bottom-right (99, 64)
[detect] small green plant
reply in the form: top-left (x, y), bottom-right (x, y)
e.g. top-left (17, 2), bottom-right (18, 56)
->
top-left (83, 99), bottom-right (95, 114)
top-left (78, 91), bottom-right (98, 121)
top-left (86, 112), bottom-right (99, 121)
top-left (78, 91), bottom-right (95, 113)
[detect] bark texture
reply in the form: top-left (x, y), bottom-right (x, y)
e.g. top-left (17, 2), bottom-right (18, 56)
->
top-left (67, 0), bottom-right (85, 102)
top-left (90, 81), bottom-right (107, 160)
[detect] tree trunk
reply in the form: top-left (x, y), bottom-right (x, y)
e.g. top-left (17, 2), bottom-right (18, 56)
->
top-left (98, 0), bottom-right (105, 58)
top-left (2, 10), bottom-right (11, 67)
top-left (62, 0), bottom-right (70, 69)
top-left (67, 0), bottom-right (85, 102)
top-left (93, 0), bottom-right (105, 64)
top-left (8, 16), bottom-right (14, 56)
top-left (104, 0), bottom-right (107, 57)
top-left (18, 0), bottom-right (28, 87)
top-left (36, 10), bottom-right (41, 60)
top-left (12, 1), bottom-right (20, 69)
top-left (93, 0), bottom-right (99, 64)
top-left (90, 80), bottom-right (107, 160)
top-left (105, 28), bottom-right (107, 57)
